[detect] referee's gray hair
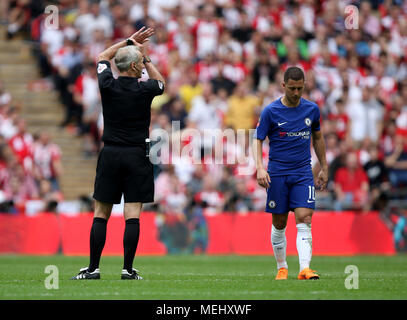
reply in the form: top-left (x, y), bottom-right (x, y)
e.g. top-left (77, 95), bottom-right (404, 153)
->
top-left (114, 46), bottom-right (142, 72)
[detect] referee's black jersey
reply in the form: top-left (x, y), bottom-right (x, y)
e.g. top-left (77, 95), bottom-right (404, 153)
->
top-left (96, 60), bottom-right (164, 146)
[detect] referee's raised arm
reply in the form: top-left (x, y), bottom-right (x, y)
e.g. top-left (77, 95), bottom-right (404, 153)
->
top-left (143, 56), bottom-right (166, 86)
top-left (96, 26), bottom-right (155, 62)
top-left (130, 37), bottom-right (166, 87)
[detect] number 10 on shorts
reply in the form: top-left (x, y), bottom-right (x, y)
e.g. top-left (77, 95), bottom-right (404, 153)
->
top-left (308, 186), bottom-right (315, 203)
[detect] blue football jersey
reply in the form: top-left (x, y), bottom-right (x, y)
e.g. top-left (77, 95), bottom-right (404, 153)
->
top-left (254, 97), bottom-right (320, 176)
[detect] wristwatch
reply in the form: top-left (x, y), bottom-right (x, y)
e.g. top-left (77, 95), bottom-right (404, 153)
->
top-left (143, 56), bottom-right (151, 64)
top-left (126, 39), bottom-right (134, 46)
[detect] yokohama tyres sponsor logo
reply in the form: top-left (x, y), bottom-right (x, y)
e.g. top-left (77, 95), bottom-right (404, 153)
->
top-left (279, 131), bottom-right (310, 139)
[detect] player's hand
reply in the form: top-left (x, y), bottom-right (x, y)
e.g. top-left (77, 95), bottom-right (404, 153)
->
top-left (130, 26), bottom-right (155, 44)
top-left (257, 168), bottom-right (271, 189)
top-left (315, 169), bottom-right (328, 191)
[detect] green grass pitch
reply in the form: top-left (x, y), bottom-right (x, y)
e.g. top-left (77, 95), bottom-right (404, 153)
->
top-left (0, 255), bottom-right (406, 300)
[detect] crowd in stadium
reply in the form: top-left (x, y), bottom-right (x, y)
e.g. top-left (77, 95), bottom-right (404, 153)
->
top-left (1, 0), bottom-right (407, 218)
top-left (0, 80), bottom-right (64, 214)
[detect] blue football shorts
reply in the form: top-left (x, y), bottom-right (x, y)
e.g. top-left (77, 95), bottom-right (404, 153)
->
top-left (265, 174), bottom-right (315, 214)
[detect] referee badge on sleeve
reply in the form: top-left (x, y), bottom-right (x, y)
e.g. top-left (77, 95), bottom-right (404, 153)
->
top-left (158, 80), bottom-right (164, 90)
top-left (97, 63), bottom-right (107, 74)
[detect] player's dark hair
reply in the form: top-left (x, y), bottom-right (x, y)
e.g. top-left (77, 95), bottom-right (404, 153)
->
top-left (284, 67), bottom-right (305, 83)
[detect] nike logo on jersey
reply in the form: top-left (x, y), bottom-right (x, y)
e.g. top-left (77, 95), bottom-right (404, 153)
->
top-left (277, 122), bottom-right (287, 126)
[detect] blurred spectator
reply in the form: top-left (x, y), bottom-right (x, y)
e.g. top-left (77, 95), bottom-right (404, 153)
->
top-left (39, 13), bottom-right (65, 72)
top-left (185, 163), bottom-right (205, 196)
top-left (347, 87), bottom-right (383, 147)
top-left (32, 132), bottom-right (63, 192)
top-left (155, 165), bottom-right (177, 204)
top-left (380, 203), bottom-right (407, 252)
top-left (360, 0), bottom-right (381, 38)
top-left (0, 81), bottom-right (12, 107)
top-left (159, 81), bottom-right (182, 114)
top-left (38, 178), bottom-right (63, 211)
top-left (179, 70), bottom-right (202, 112)
top-left (191, 4), bottom-right (222, 59)
top-left (218, 165), bottom-right (236, 210)
top-left (395, 83), bottom-right (407, 136)
top-left (303, 69), bottom-right (326, 109)
top-left (0, 106), bottom-right (19, 140)
top-left (225, 81), bottom-right (260, 131)
top-left (188, 82), bottom-right (222, 153)
top-left (210, 61), bottom-right (236, 96)
top-left (384, 137), bottom-right (407, 189)
top-left (3, 163), bottom-right (38, 213)
top-left (8, 118), bottom-right (33, 173)
top-left (53, 37), bottom-right (84, 126)
top-left (165, 97), bottom-right (188, 130)
top-left (185, 203), bottom-right (208, 254)
top-left (252, 50), bottom-right (278, 93)
top-left (224, 179), bottom-right (253, 213)
top-left (163, 176), bottom-right (188, 214)
top-left (74, 0), bottom-right (112, 44)
top-left (6, 0), bottom-right (31, 39)
top-left (156, 211), bottom-right (190, 254)
top-left (381, 119), bottom-right (398, 155)
top-left (363, 145), bottom-right (389, 211)
top-left (327, 98), bottom-right (350, 141)
top-left (230, 9), bottom-right (254, 43)
top-left (333, 152), bottom-right (369, 211)
top-left (72, 60), bottom-right (101, 155)
top-left (194, 175), bottom-right (224, 215)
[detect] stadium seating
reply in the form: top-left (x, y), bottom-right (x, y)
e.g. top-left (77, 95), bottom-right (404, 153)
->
top-left (0, 0), bottom-right (407, 224)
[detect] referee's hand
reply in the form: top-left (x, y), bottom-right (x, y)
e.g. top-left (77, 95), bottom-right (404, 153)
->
top-left (257, 168), bottom-right (271, 189)
top-left (130, 26), bottom-right (155, 44)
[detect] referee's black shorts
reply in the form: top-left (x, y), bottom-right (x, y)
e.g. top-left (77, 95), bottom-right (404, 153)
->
top-left (93, 144), bottom-right (154, 204)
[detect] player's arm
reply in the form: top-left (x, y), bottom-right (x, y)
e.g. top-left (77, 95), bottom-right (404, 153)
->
top-left (253, 138), bottom-right (270, 189)
top-left (312, 130), bottom-right (328, 190)
top-left (97, 27), bottom-right (154, 62)
top-left (253, 108), bottom-right (271, 189)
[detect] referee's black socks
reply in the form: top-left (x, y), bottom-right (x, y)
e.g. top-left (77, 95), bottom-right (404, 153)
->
top-left (88, 217), bottom-right (107, 272)
top-left (123, 218), bottom-right (140, 273)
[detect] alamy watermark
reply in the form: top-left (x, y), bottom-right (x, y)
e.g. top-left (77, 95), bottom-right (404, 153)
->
top-left (344, 5), bottom-right (359, 30)
top-left (344, 265), bottom-right (359, 289)
top-left (44, 5), bottom-right (59, 30)
top-left (44, 265), bottom-right (59, 289)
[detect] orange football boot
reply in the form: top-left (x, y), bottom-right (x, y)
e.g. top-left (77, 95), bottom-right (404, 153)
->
top-left (275, 268), bottom-right (288, 280)
top-left (297, 268), bottom-right (320, 280)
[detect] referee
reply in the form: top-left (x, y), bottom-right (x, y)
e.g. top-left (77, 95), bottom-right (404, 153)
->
top-left (71, 27), bottom-right (165, 280)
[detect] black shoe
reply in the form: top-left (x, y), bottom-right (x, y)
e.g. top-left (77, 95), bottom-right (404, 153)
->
top-left (121, 268), bottom-right (143, 280)
top-left (71, 267), bottom-right (100, 280)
